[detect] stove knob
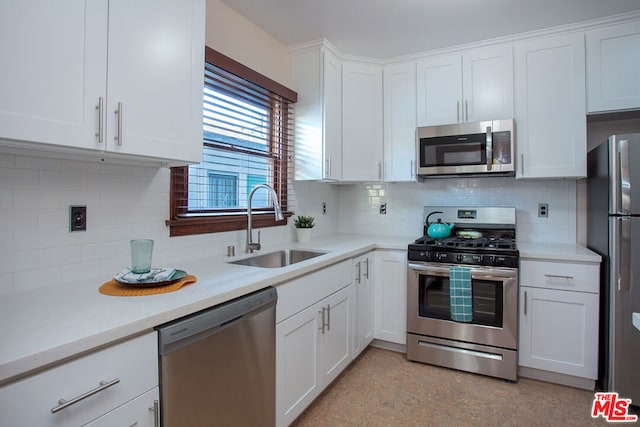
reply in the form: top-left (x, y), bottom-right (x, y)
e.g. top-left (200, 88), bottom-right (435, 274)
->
top-left (456, 254), bottom-right (463, 262)
top-left (487, 255), bottom-right (496, 264)
top-left (438, 253), bottom-right (448, 261)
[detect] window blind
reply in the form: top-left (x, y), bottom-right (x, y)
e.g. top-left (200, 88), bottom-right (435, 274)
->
top-left (171, 53), bottom-right (295, 227)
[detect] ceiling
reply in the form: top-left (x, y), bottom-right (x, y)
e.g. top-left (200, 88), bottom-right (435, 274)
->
top-left (221, 0), bottom-right (640, 58)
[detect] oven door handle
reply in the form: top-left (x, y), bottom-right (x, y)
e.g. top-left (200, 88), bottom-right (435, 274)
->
top-left (408, 262), bottom-right (517, 279)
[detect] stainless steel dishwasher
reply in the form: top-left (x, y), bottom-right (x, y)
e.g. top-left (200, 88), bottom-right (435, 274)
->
top-left (157, 286), bottom-right (277, 427)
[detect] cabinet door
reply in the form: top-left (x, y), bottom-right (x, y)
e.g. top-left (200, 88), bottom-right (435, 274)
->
top-left (105, 0), bottom-right (205, 163)
top-left (353, 255), bottom-right (374, 357)
top-left (322, 48), bottom-right (343, 180)
top-left (342, 63), bottom-right (383, 181)
top-left (373, 250), bottom-right (407, 345)
top-left (417, 54), bottom-right (462, 126)
top-left (84, 388), bottom-right (159, 427)
top-left (276, 303), bottom-right (321, 427)
top-left (519, 287), bottom-right (599, 379)
top-left (586, 20), bottom-right (640, 113)
top-left (318, 286), bottom-right (353, 387)
top-left (0, 0), bottom-right (107, 150)
top-left (0, 332), bottom-right (157, 427)
top-left (514, 33), bottom-right (586, 179)
top-left (463, 45), bottom-right (514, 122)
top-left (383, 62), bottom-right (417, 182)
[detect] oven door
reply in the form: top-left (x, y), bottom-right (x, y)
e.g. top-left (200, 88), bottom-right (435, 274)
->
top-left (407, 262), bottom-right (518, 350)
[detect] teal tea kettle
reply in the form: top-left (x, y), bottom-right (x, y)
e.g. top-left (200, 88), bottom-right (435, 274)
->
top-left (426, 211), bottom-right (454, 238)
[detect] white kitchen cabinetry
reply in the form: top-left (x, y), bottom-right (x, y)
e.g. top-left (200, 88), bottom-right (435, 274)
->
top-left (0, 0), bottom-right (205, 165)
top-left (586, 20), bottom-right (640, 113)
top-left (353, 254), bottom-right (374, 357)
top-left (0, 332), bottom-right (159, 426)
top-left (416, 45), bottom-right (514, 126)
top-left (519, 259), bottom-right (600, 381)
top-left (341, 62), bottom-right (384, 182)
top-left (514, 33), bottom-right (587, 179)
top-left (275, 260), bottom-right (353, 427)
top-left (84, 388), bottom-right (159, 427)
top-left (373, 250), bottom-right (407, 345)
top-left (383, 62), bottom-right (417, 182)
top-left (291, 43), bottom-right (342, 180)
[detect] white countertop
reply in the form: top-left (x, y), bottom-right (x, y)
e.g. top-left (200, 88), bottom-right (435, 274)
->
top-left (0, 234), bottom-right (411, 385)
top-left (518, 242), bottom-right (601, 263)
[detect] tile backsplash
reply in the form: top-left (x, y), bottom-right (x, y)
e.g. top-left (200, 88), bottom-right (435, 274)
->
top-left (0, 152), bottom-right (577, 296)
top-left (0, 153), bottom-right (337, 295)
top-left (337, 177), bottom-right (577, 243)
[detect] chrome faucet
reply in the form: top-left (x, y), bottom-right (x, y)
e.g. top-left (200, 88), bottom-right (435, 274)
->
top-left (246, 184), bottom-right (285, 253)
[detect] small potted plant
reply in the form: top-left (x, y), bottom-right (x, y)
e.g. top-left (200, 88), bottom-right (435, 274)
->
top-left (293, 215), bottom-right (315, 243)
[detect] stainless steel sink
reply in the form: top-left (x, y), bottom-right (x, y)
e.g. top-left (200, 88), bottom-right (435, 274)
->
top-left (229, 249), bottom-right (327, 268)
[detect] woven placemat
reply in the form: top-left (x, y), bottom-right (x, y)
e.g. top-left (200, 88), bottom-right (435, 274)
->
top-left (99, 274), bottom-right (198, 297)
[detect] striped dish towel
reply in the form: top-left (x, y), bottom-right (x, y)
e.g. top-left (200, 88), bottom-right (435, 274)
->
top-left (449, 266), bottom-right (473, 322)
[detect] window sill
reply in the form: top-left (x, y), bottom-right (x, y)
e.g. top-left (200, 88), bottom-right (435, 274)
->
top-left (167, 211), bottom-right (292, 237)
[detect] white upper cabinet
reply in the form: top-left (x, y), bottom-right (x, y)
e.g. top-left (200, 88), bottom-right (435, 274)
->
top-left (514, 33), bottom-right (587, 179)
top-left (0, 0), bottom-right (205, 165)
top-left (105, 0), bottom-right (205, 164)
top-left (383, 62), bottom-right (417, 182)
top-left (417, 45), bottom-right (514, 126)
top-left (341, 62), bottom-right (383, 182)
top-left (292, 44), bottom-right (342, 180)
top-left (0, 0), bottom-right (108, 151)
top-left (586, 20), bottom-right (640, 113)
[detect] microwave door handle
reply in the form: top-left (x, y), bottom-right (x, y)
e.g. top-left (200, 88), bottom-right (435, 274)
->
top-left (485, 126), bottom-right (492, 171)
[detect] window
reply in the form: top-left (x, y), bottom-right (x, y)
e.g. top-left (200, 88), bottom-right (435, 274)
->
top-left (168, 48), bottom-right (297, 237)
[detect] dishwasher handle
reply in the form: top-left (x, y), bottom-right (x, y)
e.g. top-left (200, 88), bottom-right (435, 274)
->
top-left (157, 286), bottom-right (277, 356)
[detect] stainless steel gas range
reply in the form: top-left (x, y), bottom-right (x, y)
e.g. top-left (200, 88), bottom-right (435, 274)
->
top-left (406, 206), bottom-right (519, 381)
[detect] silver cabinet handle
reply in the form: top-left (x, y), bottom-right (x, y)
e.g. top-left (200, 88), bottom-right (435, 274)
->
top-left (520, 153), bottom-right (524, 176)
top-left (326, 303), bottom-right (331, 332)
top-left (95, 97), bottom-right (104, 144)
top-left (378, 161), bottom-right (382, 180)
top-left (149, 399), bottom-right (160, 427)
top-left (486, 125), bottom-right (493, 171)
top-left (318, 306), bottom-right (326, 334)
top-left (544, 274), bottom-right (574, 280)
top-left (364, 258), bottom-right (370, 279)
top-left (524, 291), bottom-right (528, 315)
top-left (410, 160), bottom-right (415, 178)
top-left (355, 261), bottom-right (361, 284)
top-left (51, 378), bottom-right (120, 413)
top-left (114, 102), bottom-right (123, 146)
top-left (465, 100), bottom-right (469, 122)
top-left (457, 101), bottom-right (460, 123)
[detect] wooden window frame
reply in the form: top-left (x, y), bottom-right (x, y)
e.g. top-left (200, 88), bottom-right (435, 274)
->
top-left (167, 47), bottom-right (297, 237)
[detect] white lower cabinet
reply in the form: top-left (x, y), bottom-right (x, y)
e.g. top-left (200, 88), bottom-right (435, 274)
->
top-left (518, 260), bottom-right (600, 380)
top-left (373, 250), bottom-right (407, 345)
top-left (276, 285), bottom-right (352, 427)
top-left (0, 332), bottom-right (158, 427)
top-left (353, 254), bottom-right (374, 357)
top-left (275, 260), bottom-right (353, 427)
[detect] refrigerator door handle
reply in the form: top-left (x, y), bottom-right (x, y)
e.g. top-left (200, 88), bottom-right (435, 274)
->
top-left (619, 138), bottom-right (631, 214)
top-left (614, 217), bottom-right (631, 293)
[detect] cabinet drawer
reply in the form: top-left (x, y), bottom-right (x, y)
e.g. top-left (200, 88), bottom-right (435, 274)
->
top-left (0, 332), bottom-right (158, 427)
top-left (276, 259), bottom-right (352, 323)
top-left (520, 260), bottom-right (599, 293)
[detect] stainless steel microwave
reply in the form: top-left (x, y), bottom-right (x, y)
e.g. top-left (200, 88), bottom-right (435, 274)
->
top-left (416, 119), bottom-right (515, 177)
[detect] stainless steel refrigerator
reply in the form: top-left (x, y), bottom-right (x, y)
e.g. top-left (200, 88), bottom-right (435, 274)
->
top-left (587, 133), bottom-right (640, 403)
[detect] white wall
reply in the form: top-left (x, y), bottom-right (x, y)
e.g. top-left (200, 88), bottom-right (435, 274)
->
top-left (338, 178), bottom-right (577, 244)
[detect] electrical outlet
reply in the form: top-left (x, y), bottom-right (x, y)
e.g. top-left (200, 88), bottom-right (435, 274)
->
top-left (379, 202), bottom-right (387, 215)
top-left (322, 201), bottom-right (327, 215)
top-left (70, 205), bottom-right (87, 232)
top-left (538, 203), bottom-right (549, 218)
